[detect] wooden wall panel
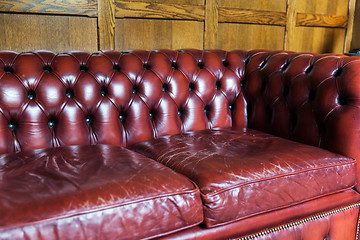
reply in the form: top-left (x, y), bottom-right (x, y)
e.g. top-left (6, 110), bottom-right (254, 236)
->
top-left (126, 0), bottom-right (204, 5)
top-left (115, 19), bottom-right (203, 50)
top-left (0, 0), bottom-right (357, 54)
top-left (216, 23), bottom-right (284, 51)
top-left (292, 27), bottom-right (346, 53)
top-left (218, 0), bottom-right (286, 12)
top-left (0, 13), bottom-right (98, 52)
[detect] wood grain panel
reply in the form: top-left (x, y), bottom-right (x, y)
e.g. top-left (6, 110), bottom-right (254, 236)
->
top-left (292, 27), bottom-right (345, 53)
top-left (0, 13), bottom-right (98, 52)
top-left (296, 0), bottom-right (349, 15)
top-left (115, 1), bottom-right (204, 20)
top-left (218, 8), bottom-right (286, 26)
top-left (204, 0), bottom-right (217, 49)
top-left (350, 0), bottom-right (360, 50)
top-left (296, 13), bottom-right (348, 28)
top-left (215, 23), bottom-right (285, 51)
top-left (98, 0), bottom-right (115, 50)
top-left (218, 0), bottom-right (286, 12)
top-left (345, 0), bottom-right (356, 52)
top-left (284, 0), bottom-right (297, 50)
top-left (115, 18), bottom-right (203, 50)
top-left (124, 0), bottom-right (204, 5)
top-left (0, 0), bottom-right (97, 17)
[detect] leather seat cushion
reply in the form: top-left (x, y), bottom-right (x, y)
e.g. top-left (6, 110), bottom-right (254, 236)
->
top-left (129, 128), bottom-right (356, 228)
top-left (0, 145), bottom-right (203, 240)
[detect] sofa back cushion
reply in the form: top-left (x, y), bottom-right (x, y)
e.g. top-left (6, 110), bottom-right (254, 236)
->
top-left (242, 50), bottom-right (360, 161)
top-left (0, 50), bottom-right (247, 153)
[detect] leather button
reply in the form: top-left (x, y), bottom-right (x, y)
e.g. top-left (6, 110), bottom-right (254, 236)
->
top-left (119, 112), bottom-right (126, 123)
top-left (48, 120), bottom-right (56, 129)
top-left (132, 85), bottom-right (139, 94)
top-left (281, 62), bottom-right (289, 71)
top-left (143, 64), bottom-right (150, 70)
top-left (80, 66), bottom-right (88, 72)
top-left (223, 61), bottom-right (229, 67)
top-left (178, 108), bottom-right (184, 119)
top-left (198, 62), bottom-right (204, 69)
top-left (216, 81), bottom-right (221, 90)
top-left (66, 89), bottom-right (74, 99)
top-left (43, 66), bottom-right (52, 73)
top-left (85, 115), bottom-right (93, 125)
top-left (259, 60), bottom-right (267, 69)
top-left (243, 58), bottom-right (250, 65)
top-left (171, 62), bottom-right (178, 70)
top-left (4, 67), bottom-right (13, 74)
top-left (162, 83), bottom-right (169, 93)
top-left (113, 65), bottom-right (120, 72)
top-left (189, 82), bottom-right (195, 92)
top-left (8, 121), bottom-right (17, 132)
top-left (338, 96), bottom-right (347, 105)
top-left (204, 105), bottom-right (210, 118)
top-left (306, 65), bottom-right (313, 74)
top-left (149, 110), bottom-right (155, 119)
top-left (333, 68), bottom-right (343, 77)
top-left (27, 89), bottom-right (36, 100)
top-left (100, 86), bottom-right (108, 97)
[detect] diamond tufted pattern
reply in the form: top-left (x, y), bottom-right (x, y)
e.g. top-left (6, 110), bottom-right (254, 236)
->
top-left (0, 50), bottom-right (247, 153)
top-left (1, 49), bottom-right (360, 179)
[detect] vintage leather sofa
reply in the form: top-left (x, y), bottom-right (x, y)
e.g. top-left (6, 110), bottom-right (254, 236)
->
top-left (0, 49), bottom-right (360, 240)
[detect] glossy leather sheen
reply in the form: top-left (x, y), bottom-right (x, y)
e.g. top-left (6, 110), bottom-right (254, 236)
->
top-left (0, 144), bottom-right (203, 240)
top-left (158, 189), bottom-right (360, 239)
top-left (0, 50), bottom-right (246, 153)
top-left (130, 128), bottom-right (356, 227)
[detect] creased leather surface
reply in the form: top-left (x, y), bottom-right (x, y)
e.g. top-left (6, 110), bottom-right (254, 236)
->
top-left (130, 128), bottom-right (356, 227)
top-left (0, 144), bottom-right (203, 240)
top-left (158, 189), bottom-right (360, 240)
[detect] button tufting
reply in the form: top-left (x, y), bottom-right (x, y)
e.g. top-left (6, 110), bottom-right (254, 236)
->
top-left (178, 108), bottom-right (184, 119)
top-left (4, 66), bottom-right (13, 74)
top-left (113, 65), bottom-right (120, 72)
top-left (27, 89), bottom-right (36, 100)
top-left (143, 64), bottom-right (151, 70)
top-left (100, 86), bottom-right (108, 97)
top-left (8, 120), bottom-right (17, 132)
top-left (85, 115), bottom-right (93, 125)
top-left (338, 96), bottom-right (347, 105)
top-left (243, 58), bottom-right (250, 65)
top-left (48, 119), bottom-right (56, 129)
top-left (162, 83), bottom-right (169, 92)
top-left (149, 110), bottom-right (155, 119)
top-left (240, 81), bottom-right (245, 88)
top-left (228, 104), bottom-right (233, 112)
top-left (204, 105), bottom-right (210, 117)
top-left (259, 60), bottom-right (267, 69)
top-left (132, 85), bottom-right (139, 94)
top-left (216, 81), bottom-right (221, 90)
top-left (333, 68), bottom-right (343, 77)
top-left (198, 62), bottom-right (204, 69)
top-left (305, 65), bottom-right (313, 74)
top-left (223, 61), bottom-right (229, 67)
top-left (189, 82), bottom-right (195, 92)
top-left (281, 62), bottom-right (289, 71)
top-left (66, 88), bottom-right (74, 99)
top-left (119, 112), bottom-right (127, 123)
top-left (43, 66), bottom-right (52, 73)
top-left (171, 62), bottom-right (178, 70)
top-left (80, 66), bottom-right (88, 72)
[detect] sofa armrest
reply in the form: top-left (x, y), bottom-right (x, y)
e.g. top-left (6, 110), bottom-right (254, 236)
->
top-left (237, 50), bottom-right (360, 188)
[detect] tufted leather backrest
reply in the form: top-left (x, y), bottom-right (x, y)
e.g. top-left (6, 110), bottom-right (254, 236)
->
top-left (0, 49), bottom-right (247, 154)
top-left (241, 50), bottom-right (360, 162)
top-left (1, 49), bottom-right (360, 164)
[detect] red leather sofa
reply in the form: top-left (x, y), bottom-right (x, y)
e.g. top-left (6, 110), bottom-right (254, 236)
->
top-left (0, 49), bottom-right (359, 239)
